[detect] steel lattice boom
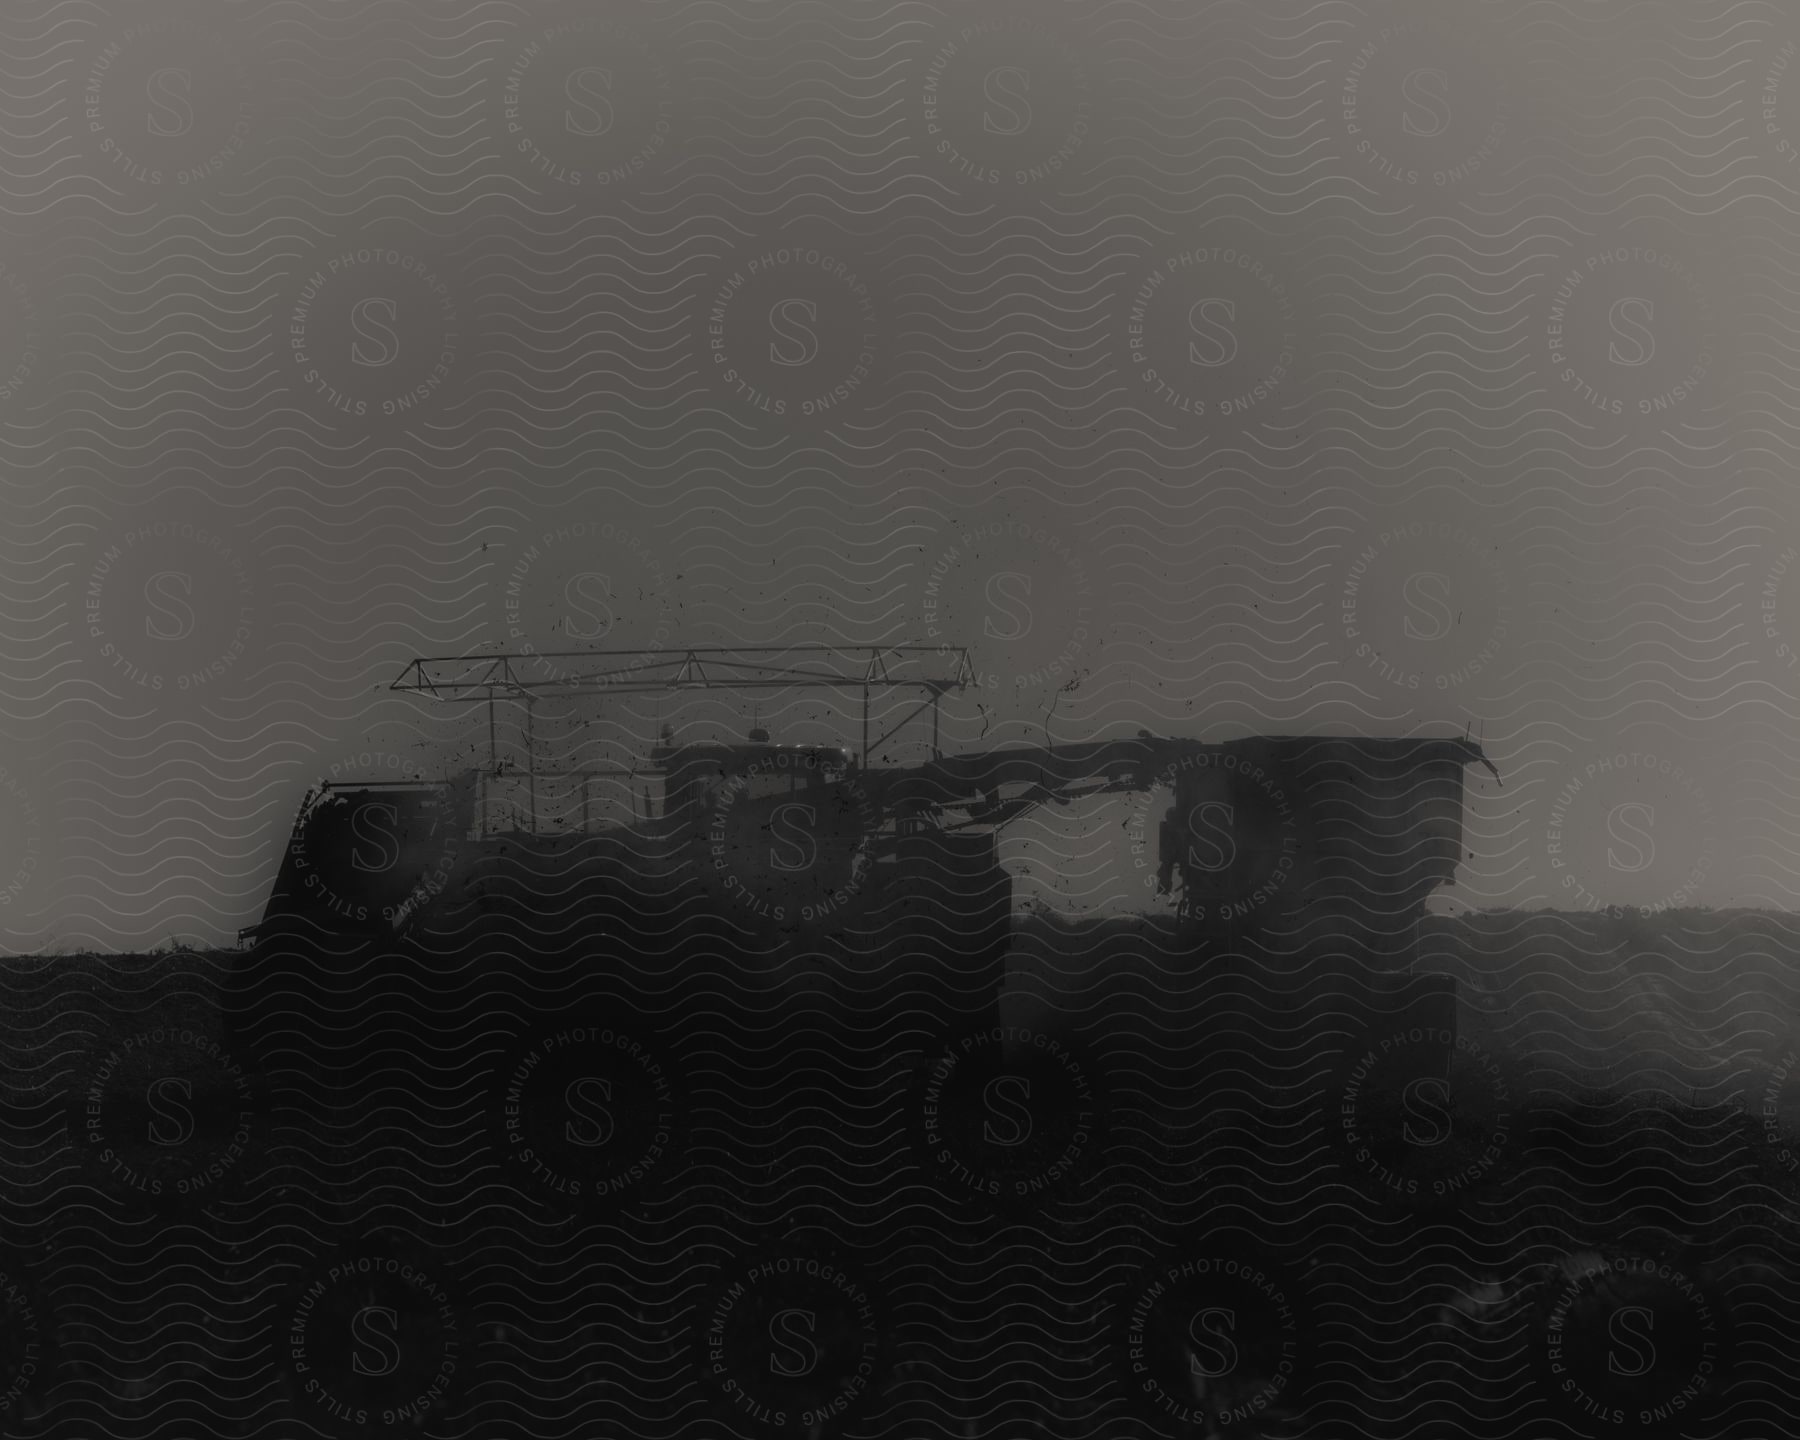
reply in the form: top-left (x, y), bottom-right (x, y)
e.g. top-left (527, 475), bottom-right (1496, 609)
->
top-left (391, 645), bottom-right (972, 701)
top-left (391, 644), bottom-right (975, 767)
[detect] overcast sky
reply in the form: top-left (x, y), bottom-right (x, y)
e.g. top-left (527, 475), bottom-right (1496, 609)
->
top-left (2, 0), bottom-right (1799, 950)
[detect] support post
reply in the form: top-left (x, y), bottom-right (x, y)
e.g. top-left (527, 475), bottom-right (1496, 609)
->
top-left (525, 697), bottom-right (537, 832)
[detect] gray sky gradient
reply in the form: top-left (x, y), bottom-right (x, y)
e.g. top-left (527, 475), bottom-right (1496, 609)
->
top-left (2, 0), bottom-right (1797, 951)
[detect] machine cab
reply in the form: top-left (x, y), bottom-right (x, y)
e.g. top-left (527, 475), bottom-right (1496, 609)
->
top-left (650, 732), bottom-right (858, 841)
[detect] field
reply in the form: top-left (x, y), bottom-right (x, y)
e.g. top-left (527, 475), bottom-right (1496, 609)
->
top-left (2, 908), bottom-right (1797, 1435)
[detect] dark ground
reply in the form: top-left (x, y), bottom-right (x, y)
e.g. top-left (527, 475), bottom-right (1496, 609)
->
top-left (1, 908), bottom-right (1796, 1436)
